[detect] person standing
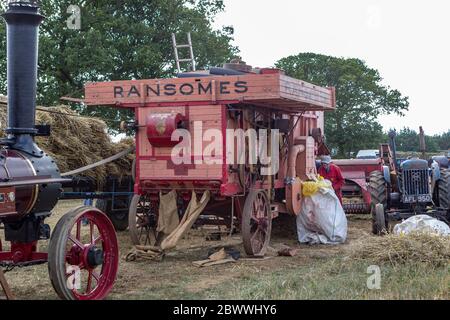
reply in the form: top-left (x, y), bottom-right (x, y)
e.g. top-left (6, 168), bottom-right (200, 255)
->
top-left (318, 155), bottom-right (345, 204)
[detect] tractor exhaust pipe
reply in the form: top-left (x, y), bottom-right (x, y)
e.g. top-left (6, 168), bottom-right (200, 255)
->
top-left (388, 130), bottom-right (399, 172)
top-left (2, 1), bottom-right (43, 151)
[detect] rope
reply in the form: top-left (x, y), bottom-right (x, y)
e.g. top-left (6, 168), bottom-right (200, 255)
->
top-left (61, 146), bottom-right (135, 177)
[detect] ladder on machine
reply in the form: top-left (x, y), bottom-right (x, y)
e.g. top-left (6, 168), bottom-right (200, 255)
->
top-left (171, 32), bottom-right (196, 73)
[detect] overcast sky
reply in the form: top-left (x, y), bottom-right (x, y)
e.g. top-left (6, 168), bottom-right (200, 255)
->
top-left (213, 0), bottom-right (449, 135)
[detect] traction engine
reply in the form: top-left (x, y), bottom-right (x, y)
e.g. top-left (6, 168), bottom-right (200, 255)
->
top-left (0, 0), bottom-right (118, 300)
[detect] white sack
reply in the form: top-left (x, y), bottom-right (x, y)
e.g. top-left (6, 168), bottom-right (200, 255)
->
top-left (296, 186), bottom-right (347, 244)
top-left (393, 214), bottom-right (450, 236)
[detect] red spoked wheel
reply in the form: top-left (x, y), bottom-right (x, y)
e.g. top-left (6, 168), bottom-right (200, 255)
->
top-left (128, 194), bottom-right (160, 246)
top-left (242, 189), bottom-right (272, 256)
top-left (48, 206), bottom-right (119, 300)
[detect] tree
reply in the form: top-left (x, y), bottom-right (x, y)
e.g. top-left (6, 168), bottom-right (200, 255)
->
top-left (0, 0), bottom-right (238, 130)
top-left (434, 130), bottom-right (450, 151)
top-left (276, 53), bottom-right (409, 157)
top-left (391, 127), bottom-right (442, 153)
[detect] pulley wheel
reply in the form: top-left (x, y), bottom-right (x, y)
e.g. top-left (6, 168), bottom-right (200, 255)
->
top-left (48, 206), bottom-right (118, 300)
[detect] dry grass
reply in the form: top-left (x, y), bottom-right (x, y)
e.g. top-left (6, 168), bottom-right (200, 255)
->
top-left (1, 207), bottom-right (448, 300)
top-left (348, 233), bottom-right (450, 267)
top-left (0, 104), bottom-right (134, 184)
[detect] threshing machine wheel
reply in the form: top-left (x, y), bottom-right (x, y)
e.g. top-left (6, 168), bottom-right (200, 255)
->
top-left (128, 194), bottom-right (160, 246)
top-left (48, 206), bottom-right (119, 300)
top-left (242, 189), bottom-right (272, 256)
top-left (369, 171), bottom-right (389, 235)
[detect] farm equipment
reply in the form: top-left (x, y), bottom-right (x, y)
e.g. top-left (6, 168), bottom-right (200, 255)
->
top-left (85, 61), bottom-right (336, 256)
top-left (0, 1), bottom-right (118, 300)
top-left (369, 131), bottom-right (450, 234)
top-left (333, 157), bottom-right (383, 214)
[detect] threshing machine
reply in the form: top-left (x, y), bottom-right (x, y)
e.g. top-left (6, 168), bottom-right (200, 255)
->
top-left (85, 62), bottom-right (336, 256)
top-left (369, 131), bottom-right (450, 234)
top-left (0, 0), bottom-right (119, 300)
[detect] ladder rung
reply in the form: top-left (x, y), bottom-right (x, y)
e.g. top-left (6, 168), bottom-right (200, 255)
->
top-left (176, 44), bottom-right (191, 48)
top-left (178, 59), bottom-right (193, 62)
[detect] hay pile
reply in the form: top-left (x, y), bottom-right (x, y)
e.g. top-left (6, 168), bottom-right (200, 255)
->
top-left (348, 233), bottom-right (450, 267)
top-left (0, 103), bottom-right (134, 183)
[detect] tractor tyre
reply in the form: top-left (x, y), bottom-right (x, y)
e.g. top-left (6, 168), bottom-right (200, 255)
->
top-left (437, 169), bottom-right (450, 210)
top-left (369, 171), bottom-right (389, 235)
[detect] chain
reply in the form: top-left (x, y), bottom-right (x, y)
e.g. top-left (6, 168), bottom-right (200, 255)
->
top-left (1, 259), bottom-right (47, 272)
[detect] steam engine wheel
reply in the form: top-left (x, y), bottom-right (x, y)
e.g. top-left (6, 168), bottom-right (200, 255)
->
top-left (48, 206), bottom-right (119, 300)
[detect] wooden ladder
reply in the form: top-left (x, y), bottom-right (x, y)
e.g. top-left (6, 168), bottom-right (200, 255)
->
top-left (171, 32), bottom-right (196, 73)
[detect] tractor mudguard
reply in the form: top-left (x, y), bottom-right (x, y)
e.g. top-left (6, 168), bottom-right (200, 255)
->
top-left (430, 161), bottom-right (441, 192)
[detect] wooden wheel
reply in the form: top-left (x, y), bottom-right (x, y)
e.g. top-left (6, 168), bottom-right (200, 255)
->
top-left (242, 190), bottom-right (272, 256)
top-left (128, 194), bottom-right (160, 246)
top-left (48, 206), bottom-right (119, 300)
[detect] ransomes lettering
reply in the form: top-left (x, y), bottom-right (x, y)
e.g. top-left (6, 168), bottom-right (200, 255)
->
top-left (113, 81), bottom-right (248, 98)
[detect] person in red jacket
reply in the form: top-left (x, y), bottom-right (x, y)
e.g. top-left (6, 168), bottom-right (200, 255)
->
top-left (318, 155), bottom-right (345, 204)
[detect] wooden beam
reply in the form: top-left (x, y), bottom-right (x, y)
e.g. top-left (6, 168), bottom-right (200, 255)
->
top-left (0, 269), bottom-right (14, 300)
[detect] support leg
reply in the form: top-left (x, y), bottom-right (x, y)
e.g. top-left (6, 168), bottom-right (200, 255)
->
top-left (0, 268), bottom-right (14, 300)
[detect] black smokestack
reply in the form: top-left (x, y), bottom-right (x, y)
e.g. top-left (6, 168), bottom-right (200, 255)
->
top-left (2, 1), bottom-right (43, 136)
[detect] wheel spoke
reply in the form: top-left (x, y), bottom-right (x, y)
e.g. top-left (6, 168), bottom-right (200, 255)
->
top-left (92, 271), bottom-right (100, 282)
top-left (76, 220), bottom-right (81, 241)
top-left (69, 236), bottom-right (84, 249)
top-left (87, 271), bottom-right (93, 293)
top-left (89, 221), bottom-right (95, 244)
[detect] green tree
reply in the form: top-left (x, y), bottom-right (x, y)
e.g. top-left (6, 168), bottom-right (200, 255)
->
top-left (276, 53), bottom-right (409, 158)
top-left (393, 127), bottom-right (441, 153)
top-left (434, 130), bottom-right (450, 151)
top-left (0, 0), bottom-right (238, 130)
top-left (395, 127), bottom-right (419, 152)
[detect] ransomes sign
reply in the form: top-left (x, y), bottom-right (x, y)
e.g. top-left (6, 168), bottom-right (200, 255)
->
top-left (85, 73), bottom-right (336, 111)
top-left (113, 80), bottom-right (249, 98)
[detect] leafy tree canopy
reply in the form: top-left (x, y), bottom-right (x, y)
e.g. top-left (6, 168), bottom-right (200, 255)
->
top-left (276, 53), bottom-right (409, 158)
top-left (393, 127), bottom-right (449, 153)
top-left (0, 0), bottom-right (238, 130)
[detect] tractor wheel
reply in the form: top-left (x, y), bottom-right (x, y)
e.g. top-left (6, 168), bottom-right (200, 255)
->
top-left (128, 194), bottom-right (160, 246)
top-left (437, 169), bottom-right (450, 210)
top-left (369, 171), bottom-right (389, 235)
top-left (95, 199), bottom-right (129, 232)
top-left (242, 190), bottom-right (272, 257)
top-left (374, 204), bottom-right (387, 234)
top-left (48, 206), bottom-right (119, 300)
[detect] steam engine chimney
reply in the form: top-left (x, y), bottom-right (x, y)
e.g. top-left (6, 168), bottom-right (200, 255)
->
top-left (3, 0), bottom-right (43, 152)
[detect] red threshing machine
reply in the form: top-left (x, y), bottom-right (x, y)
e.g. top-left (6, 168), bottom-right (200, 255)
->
top-left (85, 62), bottom-right (336, 256)
top-left (0, 1), bottom-right (119, 300)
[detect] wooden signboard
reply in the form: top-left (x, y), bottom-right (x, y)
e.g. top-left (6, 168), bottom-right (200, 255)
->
top-left (85, 73), bottom-right (336, 112)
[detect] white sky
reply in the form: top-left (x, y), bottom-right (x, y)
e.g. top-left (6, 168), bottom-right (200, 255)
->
top-left (213, 0), bottom-right (450, 135)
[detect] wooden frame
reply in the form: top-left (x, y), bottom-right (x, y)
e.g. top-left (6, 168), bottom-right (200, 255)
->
top-left (85, 73), bottom-right (335, 112)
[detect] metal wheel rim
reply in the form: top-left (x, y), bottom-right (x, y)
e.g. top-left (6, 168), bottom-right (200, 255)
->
top-left (128, 194), bottom-right (158, 246)
top-left (242, 190), bottom-right (272, 256)
top-left (48, 206), bottom-right (119, 300)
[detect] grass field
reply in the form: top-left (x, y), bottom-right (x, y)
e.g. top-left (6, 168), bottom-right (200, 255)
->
top-left (1, 200), bottom-right (448, 300)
